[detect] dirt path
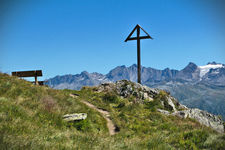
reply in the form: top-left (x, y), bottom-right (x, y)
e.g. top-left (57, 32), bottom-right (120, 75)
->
top-left (69, 94), bottom-right (117, 135)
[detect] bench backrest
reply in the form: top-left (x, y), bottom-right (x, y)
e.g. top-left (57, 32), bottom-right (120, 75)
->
top-left (12, 70), bottom-right (42, 77)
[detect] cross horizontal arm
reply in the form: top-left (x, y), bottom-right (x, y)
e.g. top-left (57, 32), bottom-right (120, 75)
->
top-left (125, 36), bottom-right (153, 41)
top-left (138, 25), bottom-right (153, 39)
top-left (124, 25), bottom-right (138, 42)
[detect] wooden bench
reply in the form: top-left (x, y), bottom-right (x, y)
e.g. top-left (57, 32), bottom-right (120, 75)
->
top-left (12, 70), bottom-right (44, 85)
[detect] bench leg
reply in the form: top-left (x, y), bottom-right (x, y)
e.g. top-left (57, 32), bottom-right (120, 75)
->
top-left (35, 76), bottom-right (38, 85)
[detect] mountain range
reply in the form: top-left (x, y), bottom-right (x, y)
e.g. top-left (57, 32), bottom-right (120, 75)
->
top-left (46, 62), bottom-right (225, 120)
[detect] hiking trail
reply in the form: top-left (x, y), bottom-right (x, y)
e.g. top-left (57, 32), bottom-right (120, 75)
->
top-left (69, 94), bottom-right (117, 135)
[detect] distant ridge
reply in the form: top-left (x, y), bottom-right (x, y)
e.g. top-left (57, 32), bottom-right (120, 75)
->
top-left (47, 62), bottom-right (225, 89)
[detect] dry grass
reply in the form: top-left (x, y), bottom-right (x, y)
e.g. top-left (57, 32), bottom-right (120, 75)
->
top-left (41, 96), bottom-right (58, 112)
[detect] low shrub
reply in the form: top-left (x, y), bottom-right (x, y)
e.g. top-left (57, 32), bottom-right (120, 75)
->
top-left (181, 130), bottom-right (209, 149)
top-left (102, 92), bottom-right (119, 103)
top-left (41, 96), bottom-right (57, 112)
top-left (116, 102), bottom-right (125, 108)
top-left (71, 119), bottom-right (92, 131)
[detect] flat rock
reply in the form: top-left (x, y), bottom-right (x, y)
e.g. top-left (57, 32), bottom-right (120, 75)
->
top-left (63, 113), bottom-right (87, 122)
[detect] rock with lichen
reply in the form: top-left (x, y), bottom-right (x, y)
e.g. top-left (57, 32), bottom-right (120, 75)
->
top-left (63, 113), bottom-right (87, 122)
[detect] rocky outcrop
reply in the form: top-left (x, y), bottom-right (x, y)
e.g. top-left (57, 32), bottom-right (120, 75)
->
top-left (157, 107), bottom-right (224, 133)
top-left (97, 80), bottom-right (159, 102)
top-left (173, 109), bottom-right (224, 133)
top-left (97, 80), bottom-right (186, 111)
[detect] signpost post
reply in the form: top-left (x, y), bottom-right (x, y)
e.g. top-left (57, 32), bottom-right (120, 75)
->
top-left (125, 24), bottom-right (153, 84)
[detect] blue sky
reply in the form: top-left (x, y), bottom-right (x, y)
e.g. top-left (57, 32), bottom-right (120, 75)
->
top-left (1, 0), bottom-right (225, 80)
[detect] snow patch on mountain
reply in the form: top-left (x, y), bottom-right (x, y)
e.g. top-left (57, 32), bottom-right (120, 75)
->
top-left (199, 64), bottom-right (224, 78)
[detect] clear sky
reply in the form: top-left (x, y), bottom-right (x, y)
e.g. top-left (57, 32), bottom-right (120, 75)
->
top-left (1, 0), bottom-right (225, 80)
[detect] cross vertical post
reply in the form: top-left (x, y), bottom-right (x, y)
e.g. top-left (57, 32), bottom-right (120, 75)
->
top-left (137, 26), bottom-right (141, 84)
top-left (125, 24), bottom-right (153, 84)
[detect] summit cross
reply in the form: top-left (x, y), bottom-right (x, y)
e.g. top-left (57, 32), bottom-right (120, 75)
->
top-left (125, 24), bottom-right (153, 84)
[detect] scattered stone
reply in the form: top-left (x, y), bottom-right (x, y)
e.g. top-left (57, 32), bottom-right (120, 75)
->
top-left (63, 113), bottom-right (87, 122)
top-left (157, 109), bottom-right (170, 115)
top-left (69, 93), bottom-right (79, 98)
top-left (160, 95), bottom-right (177, 112)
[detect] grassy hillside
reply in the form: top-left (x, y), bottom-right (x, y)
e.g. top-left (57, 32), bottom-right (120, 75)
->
top-left (0, 73), bottom-right (224, 149)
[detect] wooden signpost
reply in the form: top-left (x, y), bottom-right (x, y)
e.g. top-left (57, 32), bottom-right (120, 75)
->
top-left (12, 70), bottom-right (43, 85)
top-left (125, 24), bottom-right (153, 84)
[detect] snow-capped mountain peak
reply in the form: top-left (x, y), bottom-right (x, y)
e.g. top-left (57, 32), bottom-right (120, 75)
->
top-left (199, 63), bottom-right (224, 78)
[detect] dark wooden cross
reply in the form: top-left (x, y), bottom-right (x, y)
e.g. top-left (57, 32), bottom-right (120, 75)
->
top-left (125, 24), bottom-right (153, 84)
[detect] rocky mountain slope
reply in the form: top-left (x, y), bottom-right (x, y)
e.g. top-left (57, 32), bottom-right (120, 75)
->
top-left (0, 73), bottom-right (225, 149)
top-left (46, 62), bottom-right (225, 120)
